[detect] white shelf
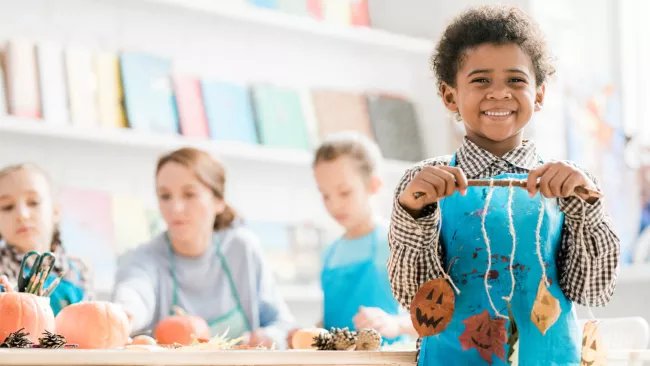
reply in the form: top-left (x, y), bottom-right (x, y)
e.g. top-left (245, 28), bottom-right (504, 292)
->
top-left (126, 0), bottom-right (434, 55)
top-left (617, 264), bottom-right (650, 284)
top-left (0, 117), bottom-right (413, 176)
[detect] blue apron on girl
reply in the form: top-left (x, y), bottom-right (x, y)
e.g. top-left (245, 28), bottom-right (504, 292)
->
top-left (47, 260), bottom-right (86, 315)
top-left (321, 224), bottom-right (404, 345)
top-left (418, 154), bottom-right (581, 365)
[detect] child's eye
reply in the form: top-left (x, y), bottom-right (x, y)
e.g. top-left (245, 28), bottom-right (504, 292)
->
top-left (509, 77), bottom-right (526, 83)
top-left (28, 199), bottom-right (40, 207)
top-left (159, 193), bottom-right (171, 201)
top-left (183, 192), bottom-right (195, 199)
top-left (340, 190), bottom-right (351, 197)
top-left (0, 204), bottom-right (13, 211)
top-left (471, 78), bottom-right (489, 83)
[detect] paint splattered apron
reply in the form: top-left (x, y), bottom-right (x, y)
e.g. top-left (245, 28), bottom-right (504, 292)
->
top-left (418, 154), bottom-right (581, 365)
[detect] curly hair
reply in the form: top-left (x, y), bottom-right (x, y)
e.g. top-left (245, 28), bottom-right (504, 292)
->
top-left (431, 5), bottom-right (555, 90)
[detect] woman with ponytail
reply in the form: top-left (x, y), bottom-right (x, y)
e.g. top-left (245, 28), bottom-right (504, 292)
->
top-left (112, 147), bottom-right (294, 348)
top-left (0, 164), bottom-right (92, 314)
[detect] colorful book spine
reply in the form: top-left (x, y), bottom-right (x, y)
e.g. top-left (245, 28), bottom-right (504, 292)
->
top-left (95, 51), bottom-right (128, 129)
top-left (173, 75), bottom-right (210, 138)
top-left (4, 39), bottom-right (41, 118)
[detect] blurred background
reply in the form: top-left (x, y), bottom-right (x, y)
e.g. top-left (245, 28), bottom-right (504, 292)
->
top-left (0, 0), bottom-right (648, 330)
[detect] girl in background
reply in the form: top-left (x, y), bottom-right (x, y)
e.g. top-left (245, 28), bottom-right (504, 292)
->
top-left (288, 132), bottom-right (416, 348)
top-left (0, 164), bottom-right (92, 314)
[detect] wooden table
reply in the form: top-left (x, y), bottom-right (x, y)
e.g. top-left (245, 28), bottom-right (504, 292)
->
top-left (0, 349), bottom-right (418, 366)
top-left (2, 349), bottom-right (650, 365)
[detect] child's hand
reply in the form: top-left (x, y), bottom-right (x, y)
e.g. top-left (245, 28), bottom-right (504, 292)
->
top-left (353, 306), bottom-right (400, 339)
top-left (398, 166), bottom-right (468, 217)
top-left (527, 162), bottom-right (596, 201)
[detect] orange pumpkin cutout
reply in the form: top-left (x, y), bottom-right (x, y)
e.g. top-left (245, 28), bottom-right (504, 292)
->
top-left (580, 320), bottom-right (606, 366)
top-left (530, 280), bottom-right (561, 335)
top-left (458, 310), bottom-right (507, 364)
top-left (410, 279), bottom-right (455, 337)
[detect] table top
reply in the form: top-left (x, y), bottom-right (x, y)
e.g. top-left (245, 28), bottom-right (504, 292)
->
top-left (0, 349), bottom-right (418, 366)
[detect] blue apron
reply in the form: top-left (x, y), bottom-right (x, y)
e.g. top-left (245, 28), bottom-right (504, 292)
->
top-left (167, 234), bottom-right (252, 338)
top-left (418, 154), bottom-right (581, 365)
top-left (321, 227), bottom-right (402, 345)
top-left (47, 260), bottom-right (86, 315)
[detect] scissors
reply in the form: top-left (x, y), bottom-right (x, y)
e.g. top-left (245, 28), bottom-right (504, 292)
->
top-left (17, 251), bottom-right (56, 293)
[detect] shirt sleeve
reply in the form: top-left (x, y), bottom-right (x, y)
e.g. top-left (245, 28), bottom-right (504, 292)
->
top-left (111, 249), bottom-right (158, 334)
top-left (387, 159), bottom-right (448, 310)
top-left (556, 165), bottom-right (621, 307)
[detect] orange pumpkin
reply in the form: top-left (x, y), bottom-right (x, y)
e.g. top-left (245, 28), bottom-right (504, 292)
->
top-left (153, 306), bottom-right (210, 345)
top-left (55, 301), bottom-right (130, 349)
top-left (131, 335), bottom-right (157, 346)
top-left (0, 293), bottom-right (55, 342)
top-left (410, 279), bottom-right (455, 337)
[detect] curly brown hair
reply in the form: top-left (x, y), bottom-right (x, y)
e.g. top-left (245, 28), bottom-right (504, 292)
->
top-left (431, 4), bottom-right (555, 91)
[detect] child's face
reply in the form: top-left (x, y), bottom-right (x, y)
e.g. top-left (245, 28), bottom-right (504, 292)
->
top-left (441, 43), bottom-right (545, 145)
top-left (0, 168), bottom-right (58, 253)
top-left (156, 161), bottom-right (225, 245)
top-left (314, 157), bottom-right (380, 231)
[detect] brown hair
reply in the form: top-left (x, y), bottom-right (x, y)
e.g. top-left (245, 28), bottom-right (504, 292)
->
top-left (156, 147), bottom-right (237, 231)
top-left (0, 164), bottom-right (62, 250)
top-left (313, 132), bottom-right (383, 181)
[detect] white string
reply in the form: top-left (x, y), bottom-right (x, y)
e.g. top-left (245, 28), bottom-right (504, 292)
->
top-left (578, 199), bottom-right (597, 320)
top-left (535, 195), bottom-right (549, 287)
top-left (432, 208), bottom-right (461, 294)
top-left (481, 179), bottom-right (507, 319)
top-left (502, 181), bottom-right (517, 303)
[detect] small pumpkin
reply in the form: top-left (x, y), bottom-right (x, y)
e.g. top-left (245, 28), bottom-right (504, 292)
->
top-left (153, 306), bottom-right (210, 346)
top-left (458, 310), bottom-right (508, 364)
top-left (55, 301), bottom-right (130, 349)
top-left (291, 328), bottom-right (327, 350)
top-left (131, 335), bottom-right (157, 346)
top-left (0, 292), bottom-right (55, 342)
top-left (580, 320), bottom-right (606, 366)
top-left (410, 279), bottom-right (455, 337)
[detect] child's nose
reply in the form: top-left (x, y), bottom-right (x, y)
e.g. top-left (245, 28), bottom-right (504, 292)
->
top-left (487, 87), bottom-right (512, 100)
top-left (16, 203), bottom-right (30, 219)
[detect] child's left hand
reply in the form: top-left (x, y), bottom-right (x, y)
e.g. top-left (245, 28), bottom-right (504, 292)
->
top-left (353, 306), bottom-right (399, 339)
top-left (527, 162), bottom-right (596, 201)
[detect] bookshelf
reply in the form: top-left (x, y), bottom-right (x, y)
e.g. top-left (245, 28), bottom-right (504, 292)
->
top-left (122, 0), bottom-right (435, 55)
top-left (0, 117), bottom-right (414, 177)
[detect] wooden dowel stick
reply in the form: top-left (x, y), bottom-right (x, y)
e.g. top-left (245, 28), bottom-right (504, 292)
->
top-left (414, 179), bottom-right (604, 199)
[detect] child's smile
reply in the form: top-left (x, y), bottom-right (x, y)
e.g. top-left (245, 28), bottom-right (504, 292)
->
top-left (441, 43), bottom-right (545, 156)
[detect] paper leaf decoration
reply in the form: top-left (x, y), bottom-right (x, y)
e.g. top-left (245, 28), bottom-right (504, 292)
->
top-left (410, 279), bottom-right (455, 337)
top-left (506, 302), bottom-right (519, 365)
top-left (531, 280), bottom-right (561, 335)
top-left (581, 320), bottom-right (607, 366)
top-left (459, 310), bottom-right (507, 364)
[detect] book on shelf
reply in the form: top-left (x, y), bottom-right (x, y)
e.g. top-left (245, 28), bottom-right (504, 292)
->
top-left (366, 93), bottom-right (424, 162)
top-left (37, 42), bottom-right (70, 124)
top-left (349, 0), bottom-right (370, 27)
top-left (247, 0), bottom-right (277, 9)
top-left (201, 79), bottom-right (259, 144)
top-left (310, 89), bottom-right (374, 141)
top-left (321, 0), bottom-right (351, 25)
top-left (250, 84), bottom-right (311, 150)
top-left (173, 75), bottom-right (210, 138)
top-left (277, 0), bottom-right (309, 16)
top-left (3, 39), bottom-right (41, 119)
top-left (120, 51), bottom-right (179, 135)
top-left (95, 51), bottom-right (128, 129)
top-left (66, 47), bottom-right (100, 127)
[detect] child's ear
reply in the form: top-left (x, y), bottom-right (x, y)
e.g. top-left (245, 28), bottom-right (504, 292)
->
top-left (368, 175), bottom-right (382, 195)
top-left (440, 82), bottom-right (459, 113)
top-left (534, 83), bottom-right (546, 112)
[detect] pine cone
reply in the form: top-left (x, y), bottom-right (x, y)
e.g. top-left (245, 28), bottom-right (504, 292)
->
top-left (38, 330), bottom-right (67, 349)
top-left (355, 328), bottom-right (382, 351)
top-left (1, 328), bottom-right (33, 348)
top-left (331, 327), bottom-right (357, 351)
top-left (312, 332), bottom-right (335, 350)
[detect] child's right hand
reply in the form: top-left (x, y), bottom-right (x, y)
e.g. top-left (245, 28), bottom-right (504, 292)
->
top-left (398, 166), bottom-right (467, 217)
